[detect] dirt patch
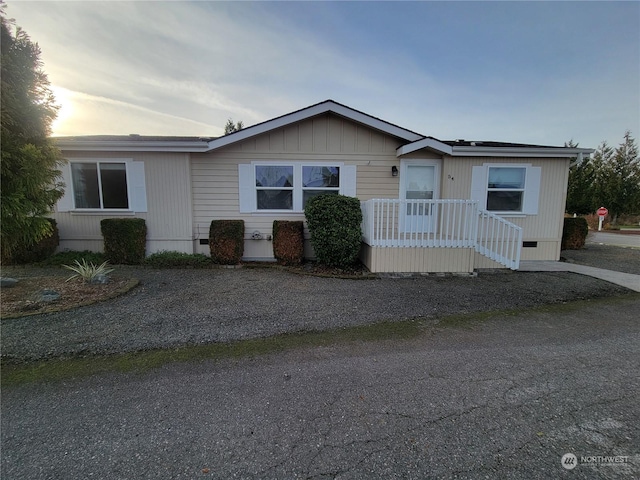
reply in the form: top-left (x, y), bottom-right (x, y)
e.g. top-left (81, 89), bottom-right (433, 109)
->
top-left (1, 275), bottom-right (138, 318)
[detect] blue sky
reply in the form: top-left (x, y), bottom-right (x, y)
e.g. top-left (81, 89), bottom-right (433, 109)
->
top-left (6, 1), bottom-right (639, 149)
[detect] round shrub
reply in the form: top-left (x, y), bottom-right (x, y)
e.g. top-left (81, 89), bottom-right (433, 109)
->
top-left (304, 194), bottom-right (362, 267)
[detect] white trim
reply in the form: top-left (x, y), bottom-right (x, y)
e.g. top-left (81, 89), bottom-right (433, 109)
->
top-left (472, 163), bottom-right (540, 215)
top-left (55, 140), bottom-right (211, 153)
top-left (207, 101), bottom-right (423, 152)
top-left (451, 146), bottom-right (594, 158)
top-left (397, 138), bottom-right (453, 156)
top-left (61, 157), bottom-right (148, 213)
top-left (242, 161), bottom-right (351, 213)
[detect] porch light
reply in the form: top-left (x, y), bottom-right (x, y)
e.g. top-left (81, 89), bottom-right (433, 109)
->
top-left (391, 166), bottom-right (399, 177)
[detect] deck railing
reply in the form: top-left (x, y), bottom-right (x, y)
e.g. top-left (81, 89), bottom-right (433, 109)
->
top-left (361, 199), bottom-right (522, 269)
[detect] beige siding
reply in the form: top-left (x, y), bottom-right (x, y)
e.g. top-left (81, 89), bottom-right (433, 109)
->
top-left (53, 151), bottom-right (193, 254)
top-left (191, 113), bottom-right (403, 260)
top-left (439, 156), bottom-right (570, 260)
top-left (361, 246), bottom-right (474, 273)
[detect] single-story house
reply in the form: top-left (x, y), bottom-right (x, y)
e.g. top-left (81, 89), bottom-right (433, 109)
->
top-left (53, 99), bottom-right (593, 273)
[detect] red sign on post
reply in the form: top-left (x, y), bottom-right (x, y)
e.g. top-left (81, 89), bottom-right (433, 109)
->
top-left (597, 207), bottom-right (608, 217)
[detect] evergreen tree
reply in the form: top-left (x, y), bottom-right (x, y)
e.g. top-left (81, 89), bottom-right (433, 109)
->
top-left (224, 118), bottom-right (244, 135)
top-left (1, 8), bottom-right (65, 261)
top-left (600, 132), bottom-right (640, 223)
top-left (566, 140), bottom-right (597, 214)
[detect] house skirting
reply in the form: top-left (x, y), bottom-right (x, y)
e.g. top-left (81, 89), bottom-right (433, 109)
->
top-left (361, 245), bottom-right (486, 273)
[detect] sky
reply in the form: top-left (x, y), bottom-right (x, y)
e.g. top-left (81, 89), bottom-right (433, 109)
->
top-left (5, 1), bottom-right (640, 149)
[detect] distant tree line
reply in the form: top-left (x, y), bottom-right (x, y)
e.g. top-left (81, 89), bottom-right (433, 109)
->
top-left (566, 131), bottom-right (640, 224)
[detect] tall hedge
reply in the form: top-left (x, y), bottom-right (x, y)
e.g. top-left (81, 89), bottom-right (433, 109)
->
top-left (101, 218), bottom-right (147, 264)
top-left (8, 218), bottom-right (59, 264)
top-left (209, 220), bottom-right (244, 264)
top-left (561, 217), bottom-right (589, 250)
top-left (273, 220), bottom-right (304, 265)
top-left (304, 194), bottom-right (362, 267)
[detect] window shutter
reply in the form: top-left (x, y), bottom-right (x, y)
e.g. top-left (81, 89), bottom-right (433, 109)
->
top-left (341, 165), bottom-right (357, 197)
top-left (523, 166), bottom-right (541, 215)
top-left (470, 166), bottom-right (487, 209)
top-left (238, 164), bottom-right (254, 212)
top-left (129, 161), bottom-right (147, 212)
top-left (56, 161), bottom-right (74, 212)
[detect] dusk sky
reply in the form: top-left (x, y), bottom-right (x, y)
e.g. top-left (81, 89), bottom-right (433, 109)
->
top-left (5, 1), bottom-right (640, 149)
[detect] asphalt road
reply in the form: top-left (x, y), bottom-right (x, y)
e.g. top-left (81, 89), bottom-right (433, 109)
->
top-left (588, 231), bottom-right (640, 248)
top-left (2, 295), bottom-right (639, 479)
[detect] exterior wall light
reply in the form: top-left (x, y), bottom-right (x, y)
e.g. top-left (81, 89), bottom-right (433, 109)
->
top-left (391, 166), bottom-right (399, 177)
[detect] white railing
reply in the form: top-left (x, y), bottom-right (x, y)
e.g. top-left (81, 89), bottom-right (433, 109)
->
top-left (475, 209), bottom-right (522, 270)
top-left (361, 199), bottom-right (522, 269)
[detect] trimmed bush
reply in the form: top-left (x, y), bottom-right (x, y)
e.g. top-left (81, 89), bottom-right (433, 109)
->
top-left (145, 251), bottom-right (213, 268)
top-left (209, 220), bottom-right (244, 264)
top-left (9, 218), bottom-right (59, 264)
top-left (273, 220), bottom-right (304, 265)
top-left (305, 194), bottom-right (362, 267)
top-left (562, 217), bottom-right (589, 250)
top-left (101, 218), bottom-right (147, 264)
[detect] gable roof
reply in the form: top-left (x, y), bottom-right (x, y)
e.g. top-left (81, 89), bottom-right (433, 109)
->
top-left (54, 100), bottom-right (594, 157)
top-left (204, 99), bottom-right (424, 151)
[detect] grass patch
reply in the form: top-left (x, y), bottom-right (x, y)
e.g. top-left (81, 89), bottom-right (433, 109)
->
top-left (4, 293), bottom-right (639, 387)
top-left (1, 318), bottom-right (427, 387)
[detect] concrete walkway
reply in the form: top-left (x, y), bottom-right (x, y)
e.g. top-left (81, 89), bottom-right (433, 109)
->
top-left (519, 260), bottom-right (640, 292)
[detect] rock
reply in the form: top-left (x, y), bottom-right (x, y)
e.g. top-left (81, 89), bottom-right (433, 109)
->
top-left (0, 277), bottom-right (18, 288)
top-left (36, 289), bottom-right (61, 302)
top-left (89, 274), bottom-right (109, 285)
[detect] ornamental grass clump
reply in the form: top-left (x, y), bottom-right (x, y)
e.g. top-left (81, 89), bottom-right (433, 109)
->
top-left (63, 259), bottom-right (114, 284)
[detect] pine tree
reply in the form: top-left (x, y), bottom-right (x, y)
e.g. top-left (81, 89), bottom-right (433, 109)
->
top-left (224, 118), bottom-right (244, 135)
top-left (1, 9), bottom-right (65, 261)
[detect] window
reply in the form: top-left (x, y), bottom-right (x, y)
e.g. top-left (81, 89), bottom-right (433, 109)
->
top-left (470, 164), bottom-right (541, 215)
top-left (240, 163), bottom-right (349, 212)
top-left (71, 162), bottom-right (129, 209)
top-left (256, 165), bottom-right (294, 210)
top-left (57, 159), bottom-right (146, 213)
top-left (74, 162), bottom-right (128, 209)
top-left (487, 167), bottom-right (525, 212)
top-left (302, 166), bottom-right (340, 207)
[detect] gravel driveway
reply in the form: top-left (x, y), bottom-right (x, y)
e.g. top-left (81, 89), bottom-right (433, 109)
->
top-left (2, 245), bottom-right (638, 363)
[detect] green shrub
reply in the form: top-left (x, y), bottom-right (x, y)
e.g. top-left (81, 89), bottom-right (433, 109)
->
top-left (40, 250), bottom-right (107, 266)
top-left (304, 194), bottom-right (362, 267)
top-left (9, 218), bottom-right (59, 264)
top-left (209, 220), bottom-right (244, 264)
top-left (562, 217), bottom-right (589, 250)
top-left (145, 251), bottom-right (213, 268)
top-left (101, 218), bottom-right (147, 264)
top-left (273, 220), bottom-right (304, 265)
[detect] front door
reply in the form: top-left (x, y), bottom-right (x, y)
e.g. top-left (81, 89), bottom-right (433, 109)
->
top-left (400, 161), bottom-right (440, 233)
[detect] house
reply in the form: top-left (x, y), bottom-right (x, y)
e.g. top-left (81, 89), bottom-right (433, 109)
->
top-left (53, 100), bottom-right (593, 273)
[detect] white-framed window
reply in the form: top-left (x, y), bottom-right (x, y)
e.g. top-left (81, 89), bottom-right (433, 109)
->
top-left (57, 159), bottom-right (147, 213)
top-left (471, 163), bottom-right (541, 215)
top-left (71, 161), bottom-right (129, 209)
top-left (486, 166), bottom-right (526, 212)
top-left (239, 162), bottom-right (356, 213)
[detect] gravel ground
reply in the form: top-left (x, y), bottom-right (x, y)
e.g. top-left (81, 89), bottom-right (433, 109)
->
top-left (561, 242), bottom-right (640, 274)
top-left (2, 244), bottom-right (638, 363)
